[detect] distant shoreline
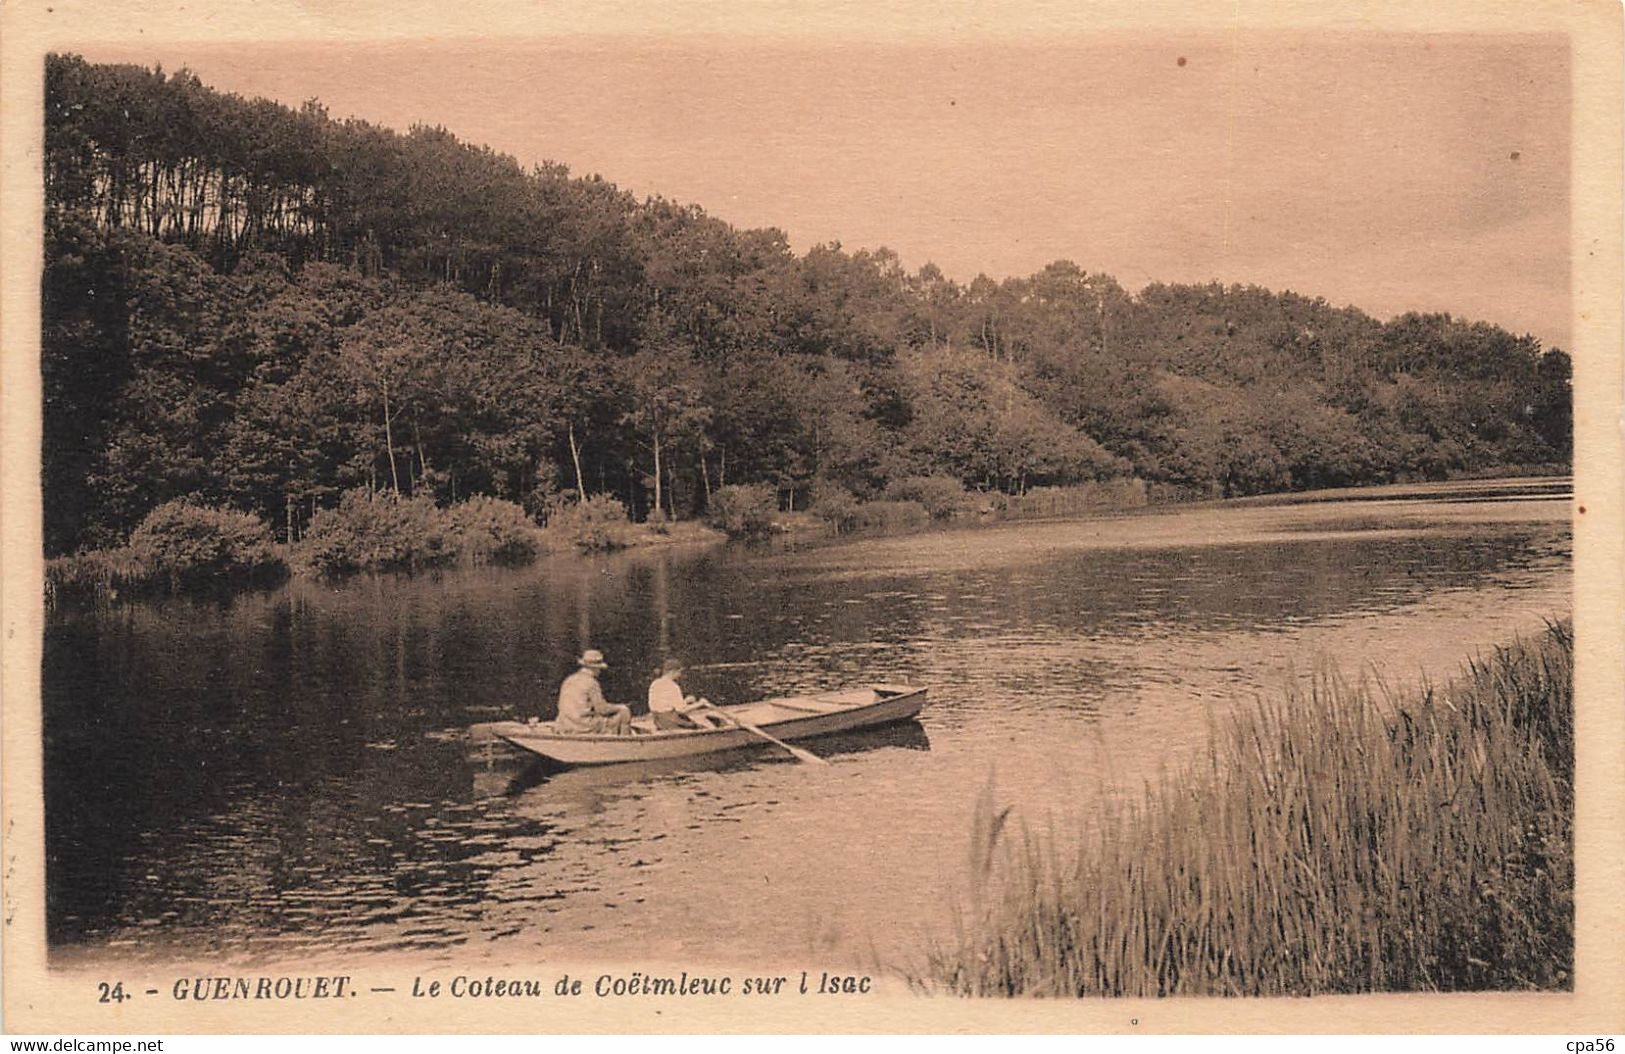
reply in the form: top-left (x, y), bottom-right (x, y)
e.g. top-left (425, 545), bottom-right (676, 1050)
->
top-left (44, 469), bottom-right (1571, 612)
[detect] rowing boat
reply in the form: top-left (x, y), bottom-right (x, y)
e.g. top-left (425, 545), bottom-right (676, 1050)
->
top-left (470, 684), bottom-right (927, 767)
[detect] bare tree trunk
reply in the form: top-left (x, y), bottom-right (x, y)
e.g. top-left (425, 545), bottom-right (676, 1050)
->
top-left (382, 376), bottom-right (401, 494)
top-left (568, 422), bottom-right (587, 501)
top-left (411, 415), bottom-right (428, 493)
top-left (699, 453), bottom-right (712, 503)
top-left (652, 430), bottom-right (664, 521)
top-left (664, 443), bottom-right (677, 520)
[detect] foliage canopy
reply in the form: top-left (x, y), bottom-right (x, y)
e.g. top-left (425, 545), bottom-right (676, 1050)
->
top-left (42, 54), bottom-right (1571, 556)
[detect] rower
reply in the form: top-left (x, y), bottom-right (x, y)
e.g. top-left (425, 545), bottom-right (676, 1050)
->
top-left (648, 659), bottom-right (726, 730)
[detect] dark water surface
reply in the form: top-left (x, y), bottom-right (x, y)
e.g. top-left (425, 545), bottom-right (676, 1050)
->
top-left (44, 480), bottom-right (1571, 968)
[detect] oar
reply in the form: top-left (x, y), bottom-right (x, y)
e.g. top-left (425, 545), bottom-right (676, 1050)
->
top-left (699, 703), bottom-right (828, 766)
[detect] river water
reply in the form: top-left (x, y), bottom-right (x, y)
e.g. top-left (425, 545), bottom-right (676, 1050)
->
top-left (43, 478), bottom-right (1571, 970)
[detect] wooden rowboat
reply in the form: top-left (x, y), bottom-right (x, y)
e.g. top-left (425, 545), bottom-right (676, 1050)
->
top-left (471, 684), bottom-right (927, 767)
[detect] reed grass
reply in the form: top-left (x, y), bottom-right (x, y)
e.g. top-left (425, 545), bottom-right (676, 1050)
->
top-left (45, 547), bottom-right (153, 608)
top-left (910, 622), bottom-right (1574, 996)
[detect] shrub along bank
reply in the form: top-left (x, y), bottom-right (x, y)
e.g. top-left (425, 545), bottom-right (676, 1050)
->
top-left (46, 499), bottom-right (287, 605)
top-left (45, 490), bottom-right (722, 605)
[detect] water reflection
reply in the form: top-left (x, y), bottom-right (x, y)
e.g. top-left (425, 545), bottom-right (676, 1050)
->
top-left (43, 486), bottom-right (1570, 967)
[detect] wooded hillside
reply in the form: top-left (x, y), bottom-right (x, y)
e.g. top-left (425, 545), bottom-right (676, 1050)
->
top-left (43, 54), bottom-right (1571, 555)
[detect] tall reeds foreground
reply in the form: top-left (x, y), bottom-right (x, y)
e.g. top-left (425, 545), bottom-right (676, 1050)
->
top-left (913, 622), bottom-right (1574, 996)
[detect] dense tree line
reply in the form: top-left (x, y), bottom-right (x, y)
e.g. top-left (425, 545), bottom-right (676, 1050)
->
top-left (42, 54), bottom-right (1571, 555)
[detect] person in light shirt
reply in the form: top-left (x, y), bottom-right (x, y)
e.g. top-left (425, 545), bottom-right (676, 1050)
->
top-left (647, 658), bottom-right (723, 730)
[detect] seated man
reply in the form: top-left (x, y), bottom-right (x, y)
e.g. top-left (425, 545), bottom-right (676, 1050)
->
top-left (554, 649), bottom-right (632, 735)
top-left (647, 659), bottom-right (725, 730)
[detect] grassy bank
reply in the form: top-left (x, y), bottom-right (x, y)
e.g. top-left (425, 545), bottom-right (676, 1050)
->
top-left (751, 478), bottom-right (1158, 542)
top-left (773, 468), bottom-right (1567, 548)
top-left (910, 622), bottom-right (1574, 996)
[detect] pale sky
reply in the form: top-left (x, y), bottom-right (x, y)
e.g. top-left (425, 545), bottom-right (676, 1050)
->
top-left (79, 33), bottom-right (1571, 349)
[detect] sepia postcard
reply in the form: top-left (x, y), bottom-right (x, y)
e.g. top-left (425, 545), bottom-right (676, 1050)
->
top-left (2, 0), bottom-right (1621, 1037)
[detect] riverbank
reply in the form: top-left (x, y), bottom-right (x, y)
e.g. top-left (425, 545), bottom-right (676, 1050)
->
top-left (907, 621), bottom-right (1574, 996)
top-left (45, 471), bottom-right (1569, 610)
